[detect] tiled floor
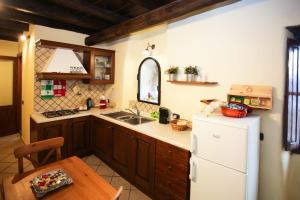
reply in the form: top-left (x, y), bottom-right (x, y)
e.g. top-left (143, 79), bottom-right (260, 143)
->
top-left (0, 134), bottom-right (151, 200)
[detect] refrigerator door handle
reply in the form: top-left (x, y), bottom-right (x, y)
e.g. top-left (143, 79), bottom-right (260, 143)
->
top-left (189, 158), bottom-right (196, 182)
top-left (191, 134), bottom-right (197, 154)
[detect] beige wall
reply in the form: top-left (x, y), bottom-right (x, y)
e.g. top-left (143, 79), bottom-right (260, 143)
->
top-left (0, 40), bottom-right (18, 56)
top-left (20, 25), bottom-right (35, 144)
top-left (94, 0), bottom-right (300, 200)
top-left (0, 40), bottom-right (18, 107)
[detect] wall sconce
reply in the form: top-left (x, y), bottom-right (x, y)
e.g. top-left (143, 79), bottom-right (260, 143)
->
top-left (20, 33), bottom-right (30, 41)
top-left (143, 43), bottom-right (155, 56)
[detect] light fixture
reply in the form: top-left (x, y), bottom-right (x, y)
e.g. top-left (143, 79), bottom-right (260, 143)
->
top-left (20, 33), bottom-right (30, 41)
top-left (143, 43), bottom-right (155, 56)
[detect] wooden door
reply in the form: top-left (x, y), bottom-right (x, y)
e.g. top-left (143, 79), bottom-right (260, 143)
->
top-left (0, 56), bottom-right (21, 136)
top-left (111, 125), bottom-right (135, 178)
top-left (92, 118), bottom-right (113, 163)
top-left (38, 120), bottom-right (69, 162)
top-left (70, 116), bottom-right (90, 157)
top-left (132, 133), bottom-right (155, 196)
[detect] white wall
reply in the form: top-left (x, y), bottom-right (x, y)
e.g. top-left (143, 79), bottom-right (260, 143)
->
top-left (96, 0), bottom-right (300, 200)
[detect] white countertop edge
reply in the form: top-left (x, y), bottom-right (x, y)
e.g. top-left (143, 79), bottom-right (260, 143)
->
top-left (30, 108), bottom-right (191, 151)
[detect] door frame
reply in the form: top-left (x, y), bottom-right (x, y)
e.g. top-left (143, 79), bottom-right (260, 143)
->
top-left (0, 55), bottom-right (22, 135)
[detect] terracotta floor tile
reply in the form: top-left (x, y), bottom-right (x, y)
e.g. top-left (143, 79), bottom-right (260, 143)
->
top-left (101, 175), bottom-right (112, 184)
top-left (111, 176), bottom-right (131, 190)
top-left (2, 163), bottom-right (18, 174)
top-left (1, 155), bottom-right (17, 163)
top-left (129, 189), bottom-right (151, 200)
top-left (96, 163), bottom-right (114, 176)
top-left (119, 189), bottom-right (130, 200)
top-left (84, 154), bottom-right (102, 165)
top-left (0, 162), bottom-right (12, 172)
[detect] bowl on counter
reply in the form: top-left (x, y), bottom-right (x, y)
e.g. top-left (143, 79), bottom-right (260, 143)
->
top-left (221, 102), bottom-right (252, 118)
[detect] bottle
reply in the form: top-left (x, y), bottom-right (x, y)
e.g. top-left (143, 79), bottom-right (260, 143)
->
top-left (86, 98), bottom-right (93, 110)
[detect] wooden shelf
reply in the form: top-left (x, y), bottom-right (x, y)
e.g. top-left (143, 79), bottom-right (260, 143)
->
top-left (228, 85), bottom-right (273, 110)
top-left (36, 72), bottom-right (91, 80)
top-left (167, 80), bottom-right (218, 85)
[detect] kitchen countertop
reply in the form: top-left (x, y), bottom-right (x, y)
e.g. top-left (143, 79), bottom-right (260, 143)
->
top-left (31, 108), bottom-right (191, 151)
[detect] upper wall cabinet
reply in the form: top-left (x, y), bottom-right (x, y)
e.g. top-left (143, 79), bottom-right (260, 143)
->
top-left (88, 50), bottom-right (115, 84)
top-left (36, 40), bottom-right (115, 84)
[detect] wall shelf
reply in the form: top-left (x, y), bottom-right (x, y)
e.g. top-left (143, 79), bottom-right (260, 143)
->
top-left (36, 72), bottom-right (91, 80)
top-left (167, 80), bottom-right (218, 85)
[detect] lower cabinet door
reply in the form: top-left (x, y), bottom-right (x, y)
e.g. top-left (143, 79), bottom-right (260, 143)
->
top-left (38, 120), bottom-right (69, 163)
top-left (132, 133), bottom-right (155, 195)
top-left (70, 117), bottom-right (90, 157)
top-left (111, 126), bottom-right (135, 178)
top-left (92, 118), bottom-right (113, 163)
top-left (190, 156), bottom-right (246, 200)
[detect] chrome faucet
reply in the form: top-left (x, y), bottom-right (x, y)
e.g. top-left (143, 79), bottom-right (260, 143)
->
top-left (125, 105), bottom-right (141, 117)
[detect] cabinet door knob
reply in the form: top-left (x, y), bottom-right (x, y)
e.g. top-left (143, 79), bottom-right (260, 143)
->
top-left (212, 133), bottom-right (221, 139)
top-left (168, 150), bottom-right (172, 154)
top-left (168, 165), bottom-right (172, 170)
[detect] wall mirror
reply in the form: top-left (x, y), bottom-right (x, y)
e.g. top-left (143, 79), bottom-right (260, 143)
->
top-left (137, 57), bottom-right (161, 105)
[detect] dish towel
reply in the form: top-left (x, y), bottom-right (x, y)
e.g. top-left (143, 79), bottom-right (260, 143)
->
top-left (53, 80), bottom-right (66, 97)
top-left (40, 80), bottom-right (66, 99)
top-left (40, 80), bottom-right (54, 99)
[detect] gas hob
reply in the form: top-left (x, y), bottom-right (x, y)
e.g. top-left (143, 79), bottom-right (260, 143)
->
top-left (42, 109), bottom-right (79, 118)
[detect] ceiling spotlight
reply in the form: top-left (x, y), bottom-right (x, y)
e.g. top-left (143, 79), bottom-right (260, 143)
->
top-left (143, 43), bottom-right (155, 56)
top-left (20, 33), bottom-right (29, 41)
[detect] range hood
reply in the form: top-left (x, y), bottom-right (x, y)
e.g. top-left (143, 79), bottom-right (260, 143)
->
top-left (37, 48), bottom-right (91, 80)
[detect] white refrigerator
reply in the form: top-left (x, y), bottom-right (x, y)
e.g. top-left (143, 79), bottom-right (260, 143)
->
top-left (190, 114), bottom-right (260, 200)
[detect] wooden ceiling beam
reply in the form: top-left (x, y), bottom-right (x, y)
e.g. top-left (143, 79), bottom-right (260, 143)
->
top-left (0, 19), bottom-right (29, 32)
top-left (2, 0), bottom-right (108, 30)
top-left (129, 0), bottom-right (159, 10)
top-left (48, 0), bottom-right (128, 23)
top-left (0, 28), bottom-right (20, 41)
top-left (0, 8), bottom-right (97, 34)
top-left (85, 0), bottom-right (240, 45)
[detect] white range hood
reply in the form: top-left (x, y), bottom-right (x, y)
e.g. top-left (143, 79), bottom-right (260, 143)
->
top-left (42, 48), bottom-right (88, 74)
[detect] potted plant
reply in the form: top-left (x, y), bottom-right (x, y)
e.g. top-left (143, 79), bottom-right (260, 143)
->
top-left (185, 65), bottom-right (198, 81)
top-left (165, 66), bottom-right (179, 81)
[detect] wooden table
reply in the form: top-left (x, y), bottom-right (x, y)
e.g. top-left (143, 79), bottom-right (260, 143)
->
top-left (1, 156), bottom-right (117, 200)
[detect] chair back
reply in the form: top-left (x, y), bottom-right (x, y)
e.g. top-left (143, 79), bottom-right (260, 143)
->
top-left (13, 137), bottom-right (64, 182)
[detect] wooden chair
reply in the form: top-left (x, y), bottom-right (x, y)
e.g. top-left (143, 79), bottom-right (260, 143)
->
top-left (112, 186), bottom-right (123, 200)
top-left (12, 137), bottom-right (64, 183)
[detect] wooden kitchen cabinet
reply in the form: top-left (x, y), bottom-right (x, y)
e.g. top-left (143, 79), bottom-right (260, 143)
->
top-left (86, 49), bottom-right (115, 84)
top-left (132, 132), bottom-right (155, 196)
top-left (155, 140), bottom-right (190, 200)
top-left (30, 118), bottom-right (70, 163)
top-left (92, 117), bottom-right (113, 163)
top-left (111, 125), bottom-right (135, 178)
top-left (31, 117), bottom-right (91, 162)
top-left (69, 116), bottom-right (91, 157)
top-left (31, 116), bottom-right (190, 200)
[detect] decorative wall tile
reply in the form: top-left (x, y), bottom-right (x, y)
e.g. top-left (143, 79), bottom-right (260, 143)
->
top-left (129, 100), bottom-right (159, 113)
top-left (34, 46), bottom-right (106, 112)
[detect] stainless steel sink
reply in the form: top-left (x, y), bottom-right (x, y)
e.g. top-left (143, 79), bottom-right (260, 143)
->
top-left (102, 111), bottom-right (155, 125)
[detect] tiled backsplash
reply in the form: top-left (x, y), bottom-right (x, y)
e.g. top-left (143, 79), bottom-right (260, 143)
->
top-left (34, 46), bottom-right (106, 112)
top-left (129, 100), bottom-right (160, 113)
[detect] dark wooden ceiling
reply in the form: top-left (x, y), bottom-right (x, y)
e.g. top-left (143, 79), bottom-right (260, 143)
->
top-left (0, 0), bottom-right (239, 44)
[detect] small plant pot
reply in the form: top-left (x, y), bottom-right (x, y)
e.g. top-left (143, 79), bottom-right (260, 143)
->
top-left (169, 74), bottom-right (177, 81)
top-left (186, 74), bottom-right (195, 82)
